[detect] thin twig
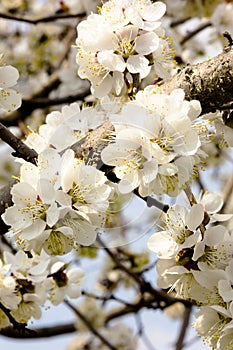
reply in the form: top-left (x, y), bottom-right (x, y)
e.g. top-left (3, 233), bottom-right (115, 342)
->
top-left (0, 302), bottom-right (30, 333)
top-left (180, 21), bottom-right (212, 45)
top-left (170, 17), bottom-right (191, 28)
top-left (218, 103), bottom-right (233, 110)
top-left (184, 186), bottom-right (197, 205)
top-left (136, 313), bottom-right (157, 350)
top-left (0, 11), bottom-right (85, 25)
top-left (3, 88), bottom-right (91, 127)
top-left (65, 300), bottom-right (118, 350)
top-left (97, 237), bottom-right (191, 308)
top-left (81, 290), bottom-right (133, 307)
top-left (175, 305), bottom-right (192, 350)
top-left (54, 27), bottom-right (77, 71)
top-left (220, 174), bottom-right (233, 214)
top-left (21, 88), bottom-right (90, 109)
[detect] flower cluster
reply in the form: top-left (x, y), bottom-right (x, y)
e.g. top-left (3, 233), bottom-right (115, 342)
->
top-left (101, 86), bottom-right (207, 196)
top-left (0, 250), bottom-right (83, 328)
top-left (2, 147), bottom-right (112, 254)
top-left (148, 192), bottom-right (233, 348)
top-left (25, 102), bottom-right (106, 153)
top-left (0, 54), bottom-right (21, 113)
top-left (75, 0), bottom-right (174, 97)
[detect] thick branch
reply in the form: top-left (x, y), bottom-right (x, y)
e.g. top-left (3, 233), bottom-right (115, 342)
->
top-left (0, 181), bottom-right (14, 234)
top-left (163, 48), bottom-right (233, 114)
top-left (0, 123), bottom-right (37, 164)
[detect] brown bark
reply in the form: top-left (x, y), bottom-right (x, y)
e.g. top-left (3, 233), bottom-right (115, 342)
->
top-left (163, 47), bottom-right (233, 115)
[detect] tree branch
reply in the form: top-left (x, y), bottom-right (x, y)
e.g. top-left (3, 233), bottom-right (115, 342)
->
top-left (180, 21), bottom-right (212, 45)
top-left (97, 237), bottom-right (192, 309)
top-left (0, 123), bottom-right (37, 164)
top-left (163, 48), bottom-right (233, 115)
top-left (65, 300), bottom-right (118, 350)
top-left (175, 306), bottom-right (192, 350)
top-left (0, 323), bottom-right (76, 338)
top-left (0, 12), bottom-right (85, 25)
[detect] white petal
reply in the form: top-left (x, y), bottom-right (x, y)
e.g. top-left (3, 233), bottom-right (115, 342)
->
top-left (135, 32), bottom-right (159, 55)
top-left (2, 205), bottom-right (31, 230)
top-left (204, 225), bottom-right (227, 246)
top-left (118, 171), bottom-right (139, 193)
top-left (192, 269), bottom-right (226, 289)
top-left (61, 149), bottom-right (75, 192)
top-left (11, 182), bottom-right (37, 206)
top-left (218, 280), bottom-right (233, 302)
top-left (97, 51), bottom-right (126, 72)
top-left (188, 100), bottom-right (202, 120)
top-left (0, 66), bottom-right (19, 88)
top-left (76, 224), bottom-right (97, 246)
top-left (20, 220), bottom-right (46, 240)
top-left (201, 192), bottom-right (223, 213)
top-left (148, 232), bottom-right (179, 258)
top-left (126, 55), bottom-right (150, 78)
top-left (38, 179), bottom-right (55, 204)
top-left (46, 202), bottom-right (59, 227)
top-left (142, 2), bottom-right (166, 22)
top-left (92, 74), bottom-right (113, 98)
top-left (67, 267), bottom-right (84, 282)
top-left (67, 284), bottom-right (81, 298)
top-left (158, 163), bottom-right (178, 176)
top-left (0, 88), bottom-right (21, 112)
top-left (186, 204), bottom-right (204, 231)
top-left (142, 159), bottom-right (158, 183)
top-left (112, 71), bottom-right (124, 95)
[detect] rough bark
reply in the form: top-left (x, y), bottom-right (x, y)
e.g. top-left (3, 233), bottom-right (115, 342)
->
top-left (163, 47), bottom-right (233, 114)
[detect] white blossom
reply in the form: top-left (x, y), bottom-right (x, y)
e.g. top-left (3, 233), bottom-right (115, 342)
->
top-left (102, 88), bottom-right (204, 196)
top-left (75, 0), bottom-right (171, 97)
top-left (0, 56), bottom-right (21, 112)
top-left (49, 262), bottom-right (84, 305)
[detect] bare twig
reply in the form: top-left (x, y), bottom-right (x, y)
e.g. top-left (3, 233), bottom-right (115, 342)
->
top-left (0, 11), bottom-right (85, 25)
top-left (65, 300), bottom-right (118, 350)
top-left (218, 103), bottom-right (233, 110)
top-left (0, 302), bottom-right (28, 333)
top-left (220, 174), bottom-right (233, 214)
top-left (175, 306), bottom-right (192, 350)
top-left (21, 89), bottom-right (90, 109)
top-left (136, 313), bottom-right (157, 350)
top-left (184, 186), bottom-right (197, 206)
top-left (134, 188), bottom-right (169, 213)
top-left (97, 237), bottom-right (191, 309)
top-left (180, 21), bottom-right (212, 45)
top-left (81, 290), bottom-right (133, 307)
top-left (170, 17), bottom-right (191, 28)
